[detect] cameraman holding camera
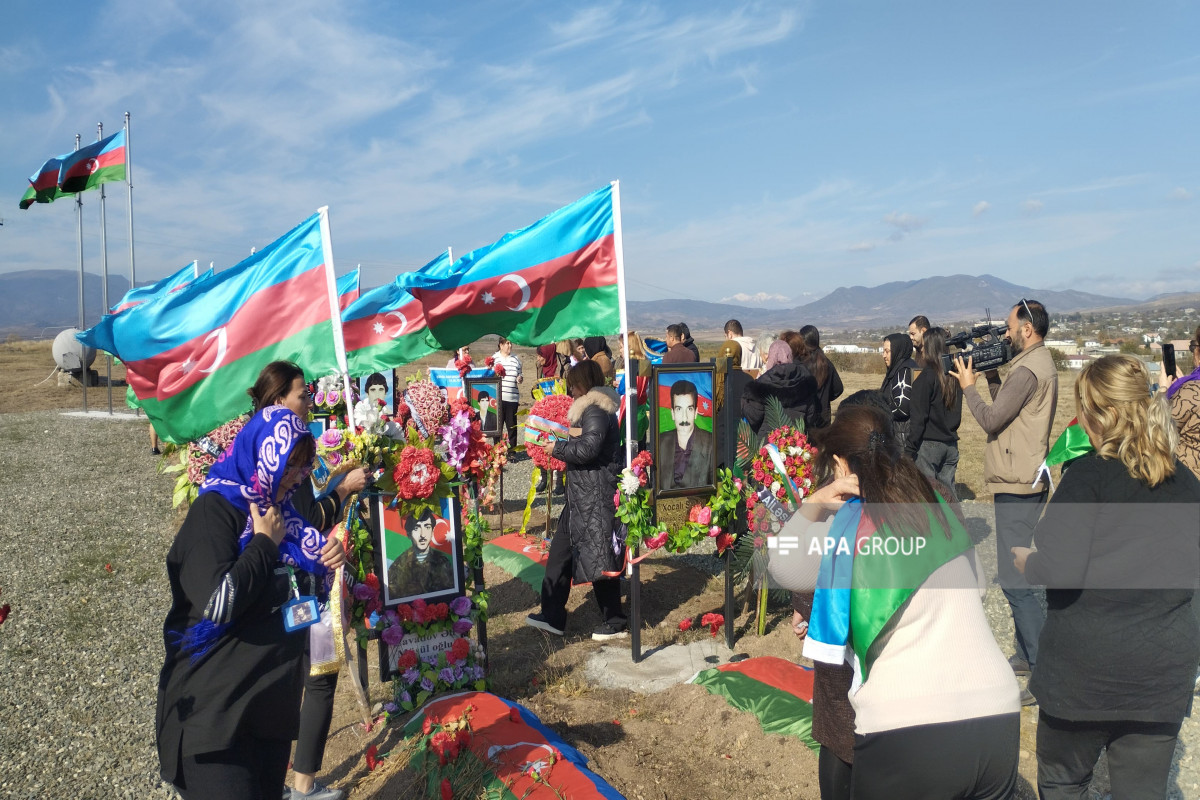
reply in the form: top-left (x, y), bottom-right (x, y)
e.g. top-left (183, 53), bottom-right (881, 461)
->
top-left (951, 299), bottom-right (1058, 704)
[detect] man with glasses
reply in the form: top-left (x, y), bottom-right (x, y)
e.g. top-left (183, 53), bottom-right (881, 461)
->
top-left (951, 298), bottom-right (1058, 706)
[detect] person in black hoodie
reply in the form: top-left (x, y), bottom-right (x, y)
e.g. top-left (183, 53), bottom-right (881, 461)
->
top-left (880, 332), bottom-right (917, 444)
top-left (741, 331), bottom-right (819, 433)
top-left (904, 327), bottom-right (962, 499)
top-left (678, 322), bottom-right (701, 362)
top-left (1014, 355), bottom-right (1200, 800)
top-left (800, 325), bottom-right (843, 429)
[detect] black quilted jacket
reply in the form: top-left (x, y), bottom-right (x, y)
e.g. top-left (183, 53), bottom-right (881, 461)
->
top-left (551, 387), bottom-right (623, 582)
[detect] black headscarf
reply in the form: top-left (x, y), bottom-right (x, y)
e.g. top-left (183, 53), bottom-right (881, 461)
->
top-left (583, 336), bottom-right (612, 359)
top-left (882, 333), bottom-right (914, 389)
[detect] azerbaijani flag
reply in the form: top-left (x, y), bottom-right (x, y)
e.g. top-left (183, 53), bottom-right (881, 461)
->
top-left (411, 184), bottom-right (621, 350)
top-left (656, 371), bottom-right (714, 434)
top-left (1046, 417), bottom-right (1092, 468)
top-left (482, 532), bottom-right (553, 593)
top-left (111, 262), bottom-right (211, 314)
top-left (20, 155), bottom-right (71, 208)
top-left (692, 657), bottom-right (818, 750)
top-left (57, 130), bottom-right (126, 194)
top-left (77, 211), bottom-right (346, 443)
top-left (337, 267), bottom-right (360, 310)
top-left (404, 692), bottom-right (625, 800)
top-left (342, 252), bottom-right (451, 375)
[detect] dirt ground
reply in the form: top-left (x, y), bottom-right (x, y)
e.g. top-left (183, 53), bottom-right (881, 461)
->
top-left (3, 338), bottom-right (1085, 799)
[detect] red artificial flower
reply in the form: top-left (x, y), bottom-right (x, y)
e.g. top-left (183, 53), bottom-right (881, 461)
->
top-left (365, 744), bottom-right (379, 771)
top-left (432, 602), bottom-right (450, 622)
top-left (104, 563), bottom-right (113, 573)
top-left (701, 612), bottom-right (725, 637)
top-left (716, 532), bottom-right (734, 555)
top-left (396, 604), bottom-right (415, 623)
top-left (398, 649), bottom-right (419, 671)
top-left (364, 573), bottom-right (380, 592)
top-left (440, 778), bottom-right (453, 800)
top-left (509, 707), bottom-right (521, 723)
top-left (0, 604), bottom-right (9, 626)
top-left (422, 716), bottom-right (434, 735)
top-left (393, 446), bottom-right (440, 500)
top-left (455, 727), bottom-right (471, 750)
top-left (450, 637), bottom-right (471, 664)
top-left (678, 617), bottom-right (693, 632)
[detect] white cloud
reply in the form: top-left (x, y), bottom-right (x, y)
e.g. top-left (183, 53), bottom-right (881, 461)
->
top-left (719, 292), bottom-right (792, 305)
top-left (847, 241), bottom-right (876, 252)
top-left (883, 211), bottom-right (928, 241)
top-left (1170, 187), bottom-right (1193, 202)
top-left (1021, 199), bottom-right (1044, 216)
top-left (972, 200), bottom-right (990, 217)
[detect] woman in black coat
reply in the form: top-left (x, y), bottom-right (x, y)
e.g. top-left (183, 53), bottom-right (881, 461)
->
top-left (526, 360), bottom-right (627, 640)
top-left (880, 332), bottom-right (917, 444)
top-left (1013, 355), bottom-right (1200, 799)
top-left (741, 331), bottom-right (819, 433)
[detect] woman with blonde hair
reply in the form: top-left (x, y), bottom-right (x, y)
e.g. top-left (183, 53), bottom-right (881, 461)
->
top-left (1014, 354), bottom-right (1200, 800)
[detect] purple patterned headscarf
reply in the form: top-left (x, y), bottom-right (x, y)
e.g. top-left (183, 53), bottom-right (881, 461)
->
top-left (199, 406), bottom-right (329, 593)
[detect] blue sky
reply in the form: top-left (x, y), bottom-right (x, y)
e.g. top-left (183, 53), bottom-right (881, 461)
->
top-left (2, 1), bottom-right (1198, 307)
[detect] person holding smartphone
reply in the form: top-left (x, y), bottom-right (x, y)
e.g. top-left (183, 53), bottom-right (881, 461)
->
top-left (1157, 326), bottom-right (1200, 481)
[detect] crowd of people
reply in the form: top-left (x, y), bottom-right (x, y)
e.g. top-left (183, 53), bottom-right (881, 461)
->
top-left (153, 304), bottom-right (1200, 800)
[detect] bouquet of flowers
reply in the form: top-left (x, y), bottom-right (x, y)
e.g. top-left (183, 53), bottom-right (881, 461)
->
top-left (312, 374), bottom-right (355, 418)
top-left (483, 355), bottom-right (506, 378)
top-left (745, 424), bottom-right (817, 536)
top-left (165, 416), bottom-right (247, 507)
top-left (525, 394), bottom-right (573, 473)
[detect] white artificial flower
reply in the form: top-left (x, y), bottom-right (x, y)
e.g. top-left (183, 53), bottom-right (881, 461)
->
top-left (802, 450), bottom-right (812, 462)
top-left (770, 480), bottom-right (782, 493)
top-left (621, 472), bottom-right (641, 496)
top-left (786, 445), bottom-right (804, 457)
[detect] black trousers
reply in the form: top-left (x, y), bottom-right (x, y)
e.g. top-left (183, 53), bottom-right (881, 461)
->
top-left (818, 745), bottom-right (852, 800)
top-left (498, 399), bottom-right (519, 448)
top-left (851, 713), bottom-right (1019, 800)
top-left (292, 671), bottom-right (339, 775)
top-left (540, 509), bottom-right (625, 631)
top-left (1036, 711), bottom-right (1181, 800)
top-left (176, 735), bottom-right (291, 800)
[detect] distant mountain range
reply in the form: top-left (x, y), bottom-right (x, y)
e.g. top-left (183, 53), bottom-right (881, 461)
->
top-left (0, 268), bottom-right (1177, 341)
top-left (629, 274), bottom-right (1136, 334)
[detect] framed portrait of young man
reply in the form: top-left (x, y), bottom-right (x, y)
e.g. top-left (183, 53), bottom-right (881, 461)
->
top-left (463, 377), bottom-right (502, 437)
top-left (652, 363), bottom-right (717, 498)
top-left (374, 495), bottom-right (464, 608)
top-left (359, 370), bottom-right (395, 415)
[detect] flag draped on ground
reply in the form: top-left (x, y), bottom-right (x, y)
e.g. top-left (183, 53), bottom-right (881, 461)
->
top-left (58, 130), bottom-right (127, 194)
top-left (404, 692), bottom-right (625, 800)
top-left (482, 533), bottom-right (553, 593)
top-left (77, 212), bottom-right (344, 443)
top-left (410, 184), bottom-right (621, 350)
top-left (692, 657), bottom-right (819, 750)
top-left (111, 262), bottom-right (210, 314)
top-left (342, 252), bottom-right (451, 376)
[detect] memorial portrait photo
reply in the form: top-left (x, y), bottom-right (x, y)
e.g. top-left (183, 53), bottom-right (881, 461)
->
top-left (653, 364), bottom-right (717, 497)
top-left (464, 377), bottom-right (502, 437)
top-left (376, 496), bottom-right (463, 607)
top-left (359, 370), bottom-right (394, 415)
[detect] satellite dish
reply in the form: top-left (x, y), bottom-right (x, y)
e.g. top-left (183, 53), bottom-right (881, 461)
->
top-left (52, 328), bottom-right (97, 372)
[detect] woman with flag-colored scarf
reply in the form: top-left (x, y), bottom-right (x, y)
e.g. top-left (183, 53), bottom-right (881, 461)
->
top-left (156, 406), bottom-right (346, 800)
top-left (767, 404), bottom-right (1019, 800)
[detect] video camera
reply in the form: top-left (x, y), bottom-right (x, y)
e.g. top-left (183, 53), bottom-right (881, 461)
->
top-left (942, 322), bottom-right (1011, 374)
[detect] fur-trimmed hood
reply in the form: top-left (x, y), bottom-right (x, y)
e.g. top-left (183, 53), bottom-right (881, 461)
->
top-left (567, 386), bottom-right (619, 424)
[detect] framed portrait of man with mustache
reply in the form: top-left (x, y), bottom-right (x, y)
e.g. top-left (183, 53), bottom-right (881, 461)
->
top-left (652, 364), bottom-right (717, 497)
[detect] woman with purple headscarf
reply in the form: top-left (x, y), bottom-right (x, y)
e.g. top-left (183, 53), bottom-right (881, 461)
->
top-left (156, 406), bottom-right (346, 800)
top-left (1159, 326), bottom-right (1200, 480)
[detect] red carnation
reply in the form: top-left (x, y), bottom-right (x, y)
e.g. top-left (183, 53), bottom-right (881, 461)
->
top-left (441, 778), bottom-right (453, 800)
top-left (422, 716), bottom-right (434, 735)
top-left (450, 637), bottom-right (470, 664)
top-left (398, 649), bottom-right (419, 671)
top-left (508, 707), bottom-right (521, 723)
top-left (0, 603), bottom-right (9, 626)
top-left (393, 446), bottom-right (439, 500)
top-left (364, 573), bottom-right (380, 592)
top-left (396, 604), bottom-right (415, 623)
top-left (701, 612), bottom-right (725, 637)
top-left (678, 617), bottom-right (693, 632)
top-left (365, 744), bottom-right (379, 771)
top-left (716, 532), bottom-right (734, 555)
top-left (455, 727), bottom-right (471, 750)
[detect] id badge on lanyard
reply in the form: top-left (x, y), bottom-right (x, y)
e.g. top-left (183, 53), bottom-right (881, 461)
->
top-left (282, 565), bottom-right (320, 633)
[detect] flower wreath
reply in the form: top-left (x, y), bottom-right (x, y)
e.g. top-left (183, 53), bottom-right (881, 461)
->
top-left (164, 415), bottom-right (247, 507)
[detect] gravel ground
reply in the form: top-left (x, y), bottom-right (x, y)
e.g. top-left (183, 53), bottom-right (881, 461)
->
top-left (1, 412), bottom-right (1197, 799)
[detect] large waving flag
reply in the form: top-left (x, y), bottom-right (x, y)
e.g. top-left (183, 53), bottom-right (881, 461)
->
top-left (341, 251), bottom-right (450, 375)
top-left (111, 262), bottom-right (211, 314)
top-left (78, 210), bottom-right (346, 443)
top-left (19, 155), bottom-right (71, 209)
top-left (58, 130), bottom-right (126, 194)
top-left (411, 184), bottom-right (622, 350)
top-left (337, 267), bottom-right (360, 311)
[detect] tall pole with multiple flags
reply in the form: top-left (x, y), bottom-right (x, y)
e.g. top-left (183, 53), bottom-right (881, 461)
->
top-left (97, 122), bottom-right (114, 413)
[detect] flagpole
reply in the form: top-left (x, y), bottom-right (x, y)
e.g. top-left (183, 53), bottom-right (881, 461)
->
top-left (193, 260), bottom-right (200, 279)
top-left (317, 206), bottom-right (356, 430)
top-left (97, 122), bottom-right (113, 414)
top-left (124, 112), bottom-right (136, 289)
top-left (611, 180), bottom-right (632, 468)
top-left (73, 134), bottom-right (89, 413)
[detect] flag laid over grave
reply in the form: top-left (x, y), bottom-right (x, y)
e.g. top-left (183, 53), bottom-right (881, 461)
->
top-left (691, 657), bottom-right (818, 750)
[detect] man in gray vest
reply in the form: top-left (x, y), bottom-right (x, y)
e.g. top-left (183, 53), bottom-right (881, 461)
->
top-left (951, 298), bottom-right (1058, 706)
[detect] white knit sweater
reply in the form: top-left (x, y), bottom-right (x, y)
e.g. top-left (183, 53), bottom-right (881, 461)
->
top-left (768, 512), bottom-right (1019, 735)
